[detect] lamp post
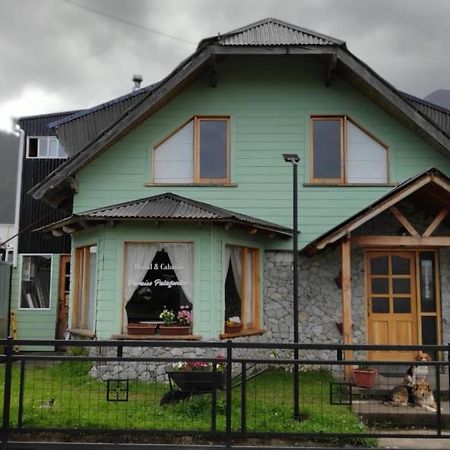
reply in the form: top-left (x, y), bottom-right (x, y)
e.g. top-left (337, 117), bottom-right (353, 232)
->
top-left (283, 153), bottom-right (300, 420)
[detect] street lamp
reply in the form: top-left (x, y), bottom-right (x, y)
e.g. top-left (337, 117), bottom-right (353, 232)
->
top-left (282, 153), bottom-right (300, 420)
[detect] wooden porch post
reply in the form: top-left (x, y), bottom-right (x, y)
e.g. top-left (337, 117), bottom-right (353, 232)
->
top-left (341, 238), bottom-right (353, 380)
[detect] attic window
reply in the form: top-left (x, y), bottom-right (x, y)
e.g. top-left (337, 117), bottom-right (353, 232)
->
top-left (27, 136), bottom-right (68, 159)
top-left (311, 116), bottom-right (388, 184)
top-left (153, 116), bottom-right (229, 184)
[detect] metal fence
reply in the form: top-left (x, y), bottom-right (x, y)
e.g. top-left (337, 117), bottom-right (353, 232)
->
top-left (0, 338), bottom-right (449, 449)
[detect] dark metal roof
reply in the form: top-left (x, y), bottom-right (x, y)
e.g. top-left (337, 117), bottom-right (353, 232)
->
top-left (303, 167), bottom-right (450, 254)
top-left (198, 18), bottom-right (345, 48)
top-left (38, 193), bottom-right (293, 238)
top-left (401, 92), bottom-right (450, 137)
top-left (49, 85), bottom-right (157, 157)
top-left (17, 110), bottom-right (81, 136)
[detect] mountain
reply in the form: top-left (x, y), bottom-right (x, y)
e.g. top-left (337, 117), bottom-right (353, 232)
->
top-left (424, 89), bottom-right (450, 110)
top-left (0, 131), bottom-right (18, 223)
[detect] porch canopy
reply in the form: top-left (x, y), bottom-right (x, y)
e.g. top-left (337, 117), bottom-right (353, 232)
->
top-left (36, 192), bottom-right (293, 239)
top-left (303, 167), bottom-right (450, 357)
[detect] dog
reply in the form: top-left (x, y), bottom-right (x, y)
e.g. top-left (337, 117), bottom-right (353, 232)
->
top-left (386, 385), bottom-right (409, 407)
top-left (159, 389), bottom-right (191, 405)
top-left (412, 381), bottom-right (438, 412)
top-left (404, 351), bottom-right (431, 386)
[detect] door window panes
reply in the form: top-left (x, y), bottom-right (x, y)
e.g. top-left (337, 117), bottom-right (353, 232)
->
top-left (372, 297), bottom-right (389, 313)
top-left (392, 256), bottom-right (410, 275)
top-left (393, 297), bottom-right (411, 313)
top-left (370, 256), bottom-right (388, 275)
top-left (371, 278), bottom-right (388, 294)
top-left (393, 278), bottom-right (411, 294)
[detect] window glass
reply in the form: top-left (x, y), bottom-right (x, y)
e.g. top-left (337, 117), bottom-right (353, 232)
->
top-left (391, 256), bottom-right (410, 275)
top-left (371, 278), bottom-right (388, 294)
top-left (224, 246), bottom-right (259, 331)
top-left (154, 121), bottom-right (194, 183)
top-left (27, 137), bottom-right (68, 159)
top-left (20, 255), bottom-right (51, 308)
top-left (312, 119), bottom-right (341, 180)
top-left (370, 256), bottom-right (388, 275)
top-left (393, 297), bottom-right (411, 313)
top-left (392, 278), bottom-right (410, 294)
top-left (419, 252), bottom-right (436, 313)
top-left (153, 117), bottom-right (229, 184)
top-left (74, 246), bottom-right (97, 330)
top-left (346, 121), bottom-right (387, 183)
top-left (124, 243), bottom-right (193, 326)
top-left (372, 297), bottom-right (389, 313)
top-left (199, 120), bottom-right (227, 179)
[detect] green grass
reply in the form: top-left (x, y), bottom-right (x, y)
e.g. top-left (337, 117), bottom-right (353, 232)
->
top-left (0, 361), bottom-right (373, 445)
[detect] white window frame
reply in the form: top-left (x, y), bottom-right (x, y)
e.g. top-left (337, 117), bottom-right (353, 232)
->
top-left (18, 254), bottom-right (53, 311)
top-left (26, 136), bottom-right (68, 159)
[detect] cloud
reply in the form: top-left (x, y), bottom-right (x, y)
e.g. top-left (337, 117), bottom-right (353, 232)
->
top-left (0, 0), bottom-right (448, 132)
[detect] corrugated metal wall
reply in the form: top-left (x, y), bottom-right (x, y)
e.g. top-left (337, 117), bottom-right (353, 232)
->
top-left (0, 261), bottom-right (11, 338)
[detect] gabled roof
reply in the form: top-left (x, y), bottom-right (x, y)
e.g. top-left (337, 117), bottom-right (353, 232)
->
top-left (198, 18), bottom-right (345, 48)
top-left (38, 192), bottom-right (293, 238)
top-left (304, 167), bottom-right (450, 254)
top-left (29, 18), bottom-right (450, 209)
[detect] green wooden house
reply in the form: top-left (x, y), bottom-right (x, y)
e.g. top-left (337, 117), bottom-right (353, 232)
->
top-left (22, 19), bottom-right (450, 360)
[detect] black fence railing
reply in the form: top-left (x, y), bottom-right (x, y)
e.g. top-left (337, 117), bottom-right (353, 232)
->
top-left (0, 338), bottom-right (449, 449)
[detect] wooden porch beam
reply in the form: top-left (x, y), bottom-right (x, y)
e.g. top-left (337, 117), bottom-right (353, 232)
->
top-left (389, 206), bottom-right (419, 237)
top-left (353, 235), bottom-right (450, 247)
top-left (422, 206), bottom-right (449, 237)
top-left (341, 238), bottom-right (353, 380)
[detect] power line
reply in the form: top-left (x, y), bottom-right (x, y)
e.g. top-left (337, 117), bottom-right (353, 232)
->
top-left (63, 0), bottom-right (196, 45)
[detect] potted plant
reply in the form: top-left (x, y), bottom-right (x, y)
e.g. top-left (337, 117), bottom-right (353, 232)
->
top-left (353, 363), bottom-right (377, 388)
top-left (167, 357), bottom-right (226, 393)
top-left (159, 306), bottom-right (192, 336)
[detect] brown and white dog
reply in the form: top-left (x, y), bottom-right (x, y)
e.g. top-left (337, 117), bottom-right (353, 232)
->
top-left (404, 351), bottom-right (431, 386)
top-left (412, 381), bottom-right (438, 412)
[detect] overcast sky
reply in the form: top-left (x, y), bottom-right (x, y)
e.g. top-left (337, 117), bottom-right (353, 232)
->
top-left (0, 0), bottom-right (449, 133)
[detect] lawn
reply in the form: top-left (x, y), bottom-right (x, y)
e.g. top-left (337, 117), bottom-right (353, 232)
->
top-left (0, 359), bottom-right (371, 444)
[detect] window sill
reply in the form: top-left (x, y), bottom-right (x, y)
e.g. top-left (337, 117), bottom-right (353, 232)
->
top-left (220, 328), bottom-right (266, 339)
top-left (145, 182), bottom-right (237, 187)
top-left (70, 328), bottom-right (96, 338)
top-left (111, 333), bottom-right (202, 341)
top-left (303, 183), bottom-right (397, 187)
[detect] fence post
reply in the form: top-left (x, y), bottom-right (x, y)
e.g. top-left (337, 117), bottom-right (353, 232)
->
top-left (240, 362), bottom-right (247, 434)
top-left (435, 355), bottom-right (442, 436)
top-left (18, 360), bottom-right (26, 429)
top-left (225, 340), bottom-right (233, 447)
top-left (2, 337), bottom-right (13, 449)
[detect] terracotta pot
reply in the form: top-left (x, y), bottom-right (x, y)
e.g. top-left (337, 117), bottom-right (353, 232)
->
top-left (159, 325), bottom-right (191, 336)
top-left (127, 323), bottom-right (157, 336)
top-left (225, 323), bottom-right (243, 334)
top-left (353, 368), bottom-right (377, 388)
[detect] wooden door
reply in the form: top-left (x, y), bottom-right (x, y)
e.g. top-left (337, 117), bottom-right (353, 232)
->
top-left (56, 255), bottom-right (71, 340)
top-left (366, 251), bottom-right (417, 361)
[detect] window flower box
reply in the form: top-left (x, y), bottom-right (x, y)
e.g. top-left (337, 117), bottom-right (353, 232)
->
top-left (127, 322), bottom-right (157, 335)
top-left (159, 325), bottom-right (191, 336)
top-left (225, 322), bottom-right (243, 334)
top-left (353, 367), bottom-right (377, 389)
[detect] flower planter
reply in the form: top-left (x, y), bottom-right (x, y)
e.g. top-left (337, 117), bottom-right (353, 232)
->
top-left (167, 370), bottom-right (225, 393)
top-left (159, 325), bottom-right (191, 336)
top-left (225, 323), bottom-right (243, 334)
top-left (353, 368), bottom-right (377, 388)
top-left (127, 323), bottom-right (157, 336)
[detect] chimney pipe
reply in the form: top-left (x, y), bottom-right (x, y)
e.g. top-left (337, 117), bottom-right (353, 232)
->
top-left (132, 74), bottom-right (143, 92)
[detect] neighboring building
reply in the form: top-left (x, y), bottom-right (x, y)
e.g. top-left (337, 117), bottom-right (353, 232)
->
top-left (24, 19), bottom-right (450, 362)
top-left (10, 112), bottom-right (79, 343)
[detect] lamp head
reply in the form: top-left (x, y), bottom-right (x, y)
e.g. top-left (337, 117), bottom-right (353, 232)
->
top-left (283, 153), bottom-right (300, 164)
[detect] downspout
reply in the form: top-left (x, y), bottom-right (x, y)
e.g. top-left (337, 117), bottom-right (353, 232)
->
top-left (13, 128), bottom-right (25, 268)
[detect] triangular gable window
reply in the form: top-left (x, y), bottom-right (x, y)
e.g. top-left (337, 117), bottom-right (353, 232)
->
top-left (311, 116), bottom-right (388, 184)
top-left (153, 116), bottom-right (229, 184)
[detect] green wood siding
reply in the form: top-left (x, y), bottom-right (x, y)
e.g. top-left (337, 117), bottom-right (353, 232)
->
top-left (73, 56), bottom-right (450, 248)
top-left (11, 255), bottom-right (60, 350)
top-left (71, 223), bottom-right (267, 339)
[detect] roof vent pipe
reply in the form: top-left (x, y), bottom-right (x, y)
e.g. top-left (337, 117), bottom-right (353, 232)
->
top-left (132, 74), bottom-right (143, 92)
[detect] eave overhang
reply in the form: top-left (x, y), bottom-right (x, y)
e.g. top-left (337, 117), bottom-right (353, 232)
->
top-left (303, 167), bottom-right (450, 255)
top-left (36, 192), bottom-right (293, 239)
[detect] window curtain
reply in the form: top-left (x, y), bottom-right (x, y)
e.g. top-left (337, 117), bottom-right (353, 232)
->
top-left (244, 251), bottom-right (254, 326)
top-left (165, 243), bottom-right (194, 303)
top-left (225, 246), bottom-right (242, 297)
top-left (123, 243), bottom-right (159, 329)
